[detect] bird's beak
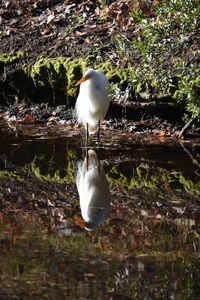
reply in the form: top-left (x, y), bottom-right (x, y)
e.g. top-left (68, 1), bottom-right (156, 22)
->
top-left (75, 76), bottom-right (87, 86)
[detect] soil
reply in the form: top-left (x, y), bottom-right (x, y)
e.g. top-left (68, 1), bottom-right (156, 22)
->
top-left (0, 1), bottom-right (121, 63)
top-left (1, 101), bottom-right (200, 142)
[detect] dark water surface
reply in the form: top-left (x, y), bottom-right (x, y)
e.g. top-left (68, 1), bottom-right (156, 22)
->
top-left (0, 122), bottom-right (200, 299)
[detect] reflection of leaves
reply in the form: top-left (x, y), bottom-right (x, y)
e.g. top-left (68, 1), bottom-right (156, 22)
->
top-left (23, 114), bottom-right (35, 124)
top-left (174, 172), bottom-right (200, 197)
top-left (24, 149), bottom-right (77, 183)
top-left (159, 130), bottom-right (166, 137)
top-left (107, 161), bottom-right (200, 199)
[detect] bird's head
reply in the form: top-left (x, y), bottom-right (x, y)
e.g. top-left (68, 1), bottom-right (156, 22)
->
top-left (75, 69), bottom-right (95, 86)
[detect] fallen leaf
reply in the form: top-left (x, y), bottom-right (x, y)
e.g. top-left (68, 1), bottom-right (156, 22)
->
top-left (23, 114), bottom-right (35, 124)
top-left (0, 212), bottom-right (3, 223)
top-left (42, 33), bottom-right (55, 39)
top-left (47, 13), bottom-right (55, 24)
top-left (163, 182), bottom-right (171, 191)
top-left (152, 219), bottom-right (161, 225)
top-left (159, 130), bottom-right (166, 136)
top-left (74, 214), bottom-right (87, 227)
top-left (84, 273), bottom-right (95, 278)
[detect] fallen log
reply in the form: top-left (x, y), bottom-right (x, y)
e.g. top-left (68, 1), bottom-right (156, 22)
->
top-left (109, 100), bottom-right (183, 122)
top-left (111, 100), bottom-right (173, 111)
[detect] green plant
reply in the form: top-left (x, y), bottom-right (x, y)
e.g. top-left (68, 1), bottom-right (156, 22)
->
top-left (114, 0), bottom-right (200, 117)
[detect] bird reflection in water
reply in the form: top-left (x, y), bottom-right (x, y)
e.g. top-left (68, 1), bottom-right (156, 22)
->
top-left (76, 149), bottom-right (111, 231)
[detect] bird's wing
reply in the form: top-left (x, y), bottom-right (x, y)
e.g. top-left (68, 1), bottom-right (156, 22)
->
top-left (95, 70), bottom-right (109, 92)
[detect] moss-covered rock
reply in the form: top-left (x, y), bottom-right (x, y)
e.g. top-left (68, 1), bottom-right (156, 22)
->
top-left (64, 58), bottom-right (87, 96)
top-left (30, 57), bottom-right (87, 97)
top-left (30, 57), bottom-right (67, 90)
top-left (2, 53), bottom-right (131, 104)
top-left (0, 51), bottom-right (24, 73)
top-left (0, 170), bottom-right (25, 182)
top-left (0, 51), bottom-right (24, 65)
top-left (30, 57), bottom-right (131, 99)
top-left (95, 60), bottom-right (132, 91)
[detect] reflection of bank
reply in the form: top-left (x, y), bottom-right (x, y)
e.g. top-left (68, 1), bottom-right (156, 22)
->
top-left (76, 149), bottom-right (111, 231)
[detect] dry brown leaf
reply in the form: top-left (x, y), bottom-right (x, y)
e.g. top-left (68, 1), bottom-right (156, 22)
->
top-left (128, 244), bottom-right (135, 251)
top-left (153, 0), bottom-right (162, 6)
top-left (84, 273), bottom-right (95, 278)
top-left (152, 219), bottom-right (161, 225)
top-left (47, 13), bottom-right (55, 24)
top-left (159, 130), bottom-right (166, 137)
top-left (163, 182), bottom-right (171, 192)
top-left (42, 33), bottom-right (55, 39)
top-left (74, 214), bottom-right (86, 227)
top-left (23, 114), bottom-right (35, 124)
top-left (12, 235), bottom-right (18, 244)
top-left (0, 212), bottom-right (3, 223)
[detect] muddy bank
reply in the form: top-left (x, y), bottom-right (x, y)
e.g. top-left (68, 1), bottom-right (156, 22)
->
top-left (1, 102), bottom-right (200, 140)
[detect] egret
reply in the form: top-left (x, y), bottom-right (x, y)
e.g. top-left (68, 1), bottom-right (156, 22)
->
top-left (76, 149), bottom-right (111, 231)
top-left (75, 69), bottom-right (110, 145)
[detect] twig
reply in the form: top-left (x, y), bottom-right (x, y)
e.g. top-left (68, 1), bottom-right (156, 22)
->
top-left (179, 139), bottom-right (200, 169)
top-left (178, 116), bottom-right (198, 138)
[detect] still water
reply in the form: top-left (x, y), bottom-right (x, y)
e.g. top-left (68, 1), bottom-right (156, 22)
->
top-left (0, 122), bottom-right (200, 299)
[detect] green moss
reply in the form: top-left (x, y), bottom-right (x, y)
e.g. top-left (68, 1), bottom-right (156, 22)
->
top-left (0, 51), bottom-right (24, 65)
top-left (64, 58), bottom-right (87, 96)
top-left (0, 170), bottom-right (25, 182)
top-left (107, 163), bottom-right (169, 191)
top-left (94, 60), bottom-right (131, 88)
top-left (30, 57), bottom-right (67, 90)
top-left (30, 57), bottom-right (87, 97)
top-left (0, 51), bottom-right (24, 74)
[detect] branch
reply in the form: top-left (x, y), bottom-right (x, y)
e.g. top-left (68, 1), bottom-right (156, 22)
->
top-left (178, 116), bottom-right (198, 138)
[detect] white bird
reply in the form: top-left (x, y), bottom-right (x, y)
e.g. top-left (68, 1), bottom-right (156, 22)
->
top-left (76, 149), bottom-right (111, 231)
top-left (75, 69), bottom-right (110, 144)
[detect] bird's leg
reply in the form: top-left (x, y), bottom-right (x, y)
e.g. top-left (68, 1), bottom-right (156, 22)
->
top-left (86, 148), bottom-right (89, 170)
top-left (97, 149), bottom-right (101, 173)
top-left (86, 123), bottom-right (89, 146)
top-left (97, 120), bottom-right (100, 146)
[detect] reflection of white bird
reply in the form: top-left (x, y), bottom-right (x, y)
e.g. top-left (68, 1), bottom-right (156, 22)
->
top-left (76, 149), bottom-right (111, 231)
top-left (75, 69), bottom-right (110, 144)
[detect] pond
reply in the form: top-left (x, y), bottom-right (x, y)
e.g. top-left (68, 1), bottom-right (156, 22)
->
top-left (0, 121), bottom-right (200, 299)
